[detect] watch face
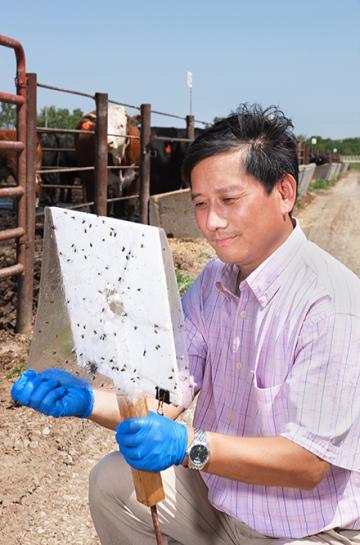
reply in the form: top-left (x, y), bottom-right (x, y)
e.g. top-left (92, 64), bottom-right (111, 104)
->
top-left (190, 444), bottom-right (208, 464)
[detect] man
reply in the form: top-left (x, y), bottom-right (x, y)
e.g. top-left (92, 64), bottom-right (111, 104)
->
top-left (12, 104), bottom-right (360, 545)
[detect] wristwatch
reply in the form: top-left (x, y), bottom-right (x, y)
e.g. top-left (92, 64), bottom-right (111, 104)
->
top-left (186, 428), bottom-right (210, 470)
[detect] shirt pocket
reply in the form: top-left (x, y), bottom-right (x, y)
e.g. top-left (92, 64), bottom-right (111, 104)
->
top-left (250, 377), bottom-right (283, 436)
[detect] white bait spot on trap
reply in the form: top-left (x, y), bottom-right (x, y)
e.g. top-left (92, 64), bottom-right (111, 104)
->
top-left (28, 207), bottom-right (193, 407)
top-left (105, 285), bottom-right (125, 316)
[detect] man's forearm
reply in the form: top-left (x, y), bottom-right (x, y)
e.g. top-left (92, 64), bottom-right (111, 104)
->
top-left (89, 389), bottom-right (184, 430)
top-left (89, 389), bottom-right (121, 430)
top-left (201, 432), bottom-right (330, 490)
top-left (185, 428), bottom-right (330, 490)
top-left (89, 391), bottom-right (328, 490)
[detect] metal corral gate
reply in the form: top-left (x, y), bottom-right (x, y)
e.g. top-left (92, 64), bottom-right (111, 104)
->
top-left (0, 34), bottom-right (207, 333)
top-left (0, 35), bottom-right (35, 333)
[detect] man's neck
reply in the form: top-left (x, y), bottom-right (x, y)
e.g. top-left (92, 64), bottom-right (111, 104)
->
top-left (235, 216), bottom-right (295, 292)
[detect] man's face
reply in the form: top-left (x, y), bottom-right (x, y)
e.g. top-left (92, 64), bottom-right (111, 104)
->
top-left (191, 149), bottom-right (295, 279)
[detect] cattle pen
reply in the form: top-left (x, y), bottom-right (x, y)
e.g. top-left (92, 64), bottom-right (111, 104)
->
top-left (32, 85), bottom-right (204, 221)
top-left (0, 34), bottom-right (208, 333)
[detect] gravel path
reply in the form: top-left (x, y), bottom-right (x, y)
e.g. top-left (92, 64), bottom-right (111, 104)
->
top-left (299, 171), bottom-right (360, 277)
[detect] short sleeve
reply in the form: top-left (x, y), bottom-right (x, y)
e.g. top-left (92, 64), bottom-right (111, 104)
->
top-left (280, 311), bottom-right (360, 471)
top-left (181, 272), bottom-right (208, 394)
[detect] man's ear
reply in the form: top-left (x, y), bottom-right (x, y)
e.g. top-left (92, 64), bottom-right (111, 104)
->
top-left (276, 174), bottom-right (297, 215)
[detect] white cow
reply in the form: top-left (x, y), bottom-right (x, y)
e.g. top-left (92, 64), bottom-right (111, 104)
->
top-left (82, 104), bottom-right (127, 163)
top-left (75, 104), bottom-right (129, 207)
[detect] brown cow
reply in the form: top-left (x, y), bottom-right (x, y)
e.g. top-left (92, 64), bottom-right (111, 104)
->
top-left (0, 129), bottom-right (42, 204)
top-left (74, 105), bottom-right (140, 219)
top-left (113, 121), bottom-right (141, 219)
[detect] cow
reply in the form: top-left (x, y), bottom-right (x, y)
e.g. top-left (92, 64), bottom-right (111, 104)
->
top-left (0, 129), bottom-right (42, 205)
top-left (58, 134), bottom-right (79, 203)
top-left (309, 152), bottom-right (329, 166)
top-left (113, 120), bottom-right (141, 219)
top-left (149, 127), bottom-right (203, 195)
top-left (39, 132), bottom-right (79, 206)
top-left (75, 104), bottom-right (130, 215)
top-left (38, 132), bottom-right (59, 205)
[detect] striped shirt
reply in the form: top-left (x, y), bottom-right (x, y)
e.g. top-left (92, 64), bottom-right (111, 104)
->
top-left (182, 220), bottom-right (360, 539)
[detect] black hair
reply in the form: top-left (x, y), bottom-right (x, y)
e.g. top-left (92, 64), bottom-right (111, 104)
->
top-left (182, 103), bottom-right (298, 194)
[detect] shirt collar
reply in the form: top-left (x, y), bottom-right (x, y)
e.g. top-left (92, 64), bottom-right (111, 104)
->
top-left (216, 219), bottom-right (306, 307)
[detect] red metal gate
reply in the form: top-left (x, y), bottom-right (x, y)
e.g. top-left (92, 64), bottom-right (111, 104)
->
top-left (0, 35), bottom-right (34, 333)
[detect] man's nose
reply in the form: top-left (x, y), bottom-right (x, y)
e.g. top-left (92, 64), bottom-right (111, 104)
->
top-left (206, 205), bottom-right (227, 231)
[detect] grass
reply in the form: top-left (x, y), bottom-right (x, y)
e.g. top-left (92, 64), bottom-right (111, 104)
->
top-left (199, 249), bottom-right (215, 259)
top-left (4, 364), bottom-right (25, 379)
top-left (176, 272), bottom-right (195, 295)
top-left (349, 162), bottom-right (360, 170)
top-left (308, 178), bottom-right (336, 191)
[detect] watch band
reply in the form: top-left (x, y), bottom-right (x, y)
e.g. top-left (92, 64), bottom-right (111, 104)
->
top-left (186, 428), bottom-right (210, 470)
top-left (194, 428), bottom-right (207, 443)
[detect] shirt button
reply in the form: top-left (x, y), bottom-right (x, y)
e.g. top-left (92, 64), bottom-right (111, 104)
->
top-left (236, 361), bottom-right (243, 370)
top-left (239, 310), bottom-right (247, 318)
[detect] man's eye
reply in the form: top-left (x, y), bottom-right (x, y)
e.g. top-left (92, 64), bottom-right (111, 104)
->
top-left (223, 197), bottom-right (236, 204)
top-left (194, 201), bottom-right (206, 208)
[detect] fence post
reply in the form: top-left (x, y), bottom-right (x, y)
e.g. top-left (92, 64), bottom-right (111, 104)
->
top-left (17, 72), bottom-right (37, 332)
top-left (140, 103), bottom-right (151, 224)
top-left (94, 92), bottom-right (108, 216)
top-left (186, 114), bottom-right (195, 141)
top-left (304, 143), bottom-right (310, 165)
top-left (15, 62), bottom-right (29, 332)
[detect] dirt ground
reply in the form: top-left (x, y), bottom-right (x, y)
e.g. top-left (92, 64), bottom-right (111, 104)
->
top-left (1, 170), bottom-right (359, 545)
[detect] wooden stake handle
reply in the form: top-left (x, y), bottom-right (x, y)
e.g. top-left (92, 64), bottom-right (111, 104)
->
top-left (117, 395), bottom-right (165, 507)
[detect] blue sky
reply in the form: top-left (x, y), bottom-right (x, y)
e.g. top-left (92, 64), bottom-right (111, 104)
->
top-left (1, 0), bottom-right (359, 138)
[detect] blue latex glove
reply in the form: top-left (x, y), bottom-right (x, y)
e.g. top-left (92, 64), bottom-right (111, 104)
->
top-left (11, 368), bottom-right (94, 418)
top-left (116, 411), bottom-right (188, 472)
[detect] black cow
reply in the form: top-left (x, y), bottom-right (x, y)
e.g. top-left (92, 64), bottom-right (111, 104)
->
top-left (150, 127), bottom-right (203, 195)
top-left (57, 134), bottom-right (78, 203)
top-left (39, 133), bottom-right (60, 205)
top-left (39, 133), bottom-right (78, 205)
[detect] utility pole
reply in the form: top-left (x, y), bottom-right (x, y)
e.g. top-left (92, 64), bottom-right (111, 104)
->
top-left (187, 71), bottom-right (192, 115)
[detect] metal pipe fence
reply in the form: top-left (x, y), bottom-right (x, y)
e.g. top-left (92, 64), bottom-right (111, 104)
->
top-left (152, 135), bottom-right (193, 143)
top-left (33, 85), bottom-right (202, 222)
top-left (37, 81), bottom-right (95, 100)
top-left (0, 34), bottom-right (32, 333)
top-left (1, 33), bottom-right (209, 332)
top-left (34, 91), bottom-right (143, 213)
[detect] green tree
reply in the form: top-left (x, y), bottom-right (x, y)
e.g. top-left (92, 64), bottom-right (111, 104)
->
top-left (37, 106), bottom-right (83, 129)
top-left (306, 136), bottom-right (360, 155)
top-left (0, 104), bottom-right (85, 131)
top-left (0, 103), bottom-right (16, 129)
top-left (213, 116), bottom-right (225, 125)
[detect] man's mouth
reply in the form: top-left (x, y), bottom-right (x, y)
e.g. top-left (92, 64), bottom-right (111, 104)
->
top-left (211, 234), bottom-right (238, 247)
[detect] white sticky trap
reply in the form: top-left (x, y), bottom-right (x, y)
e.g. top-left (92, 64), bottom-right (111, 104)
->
top-left (28, 207), bottom-right (193, 407)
